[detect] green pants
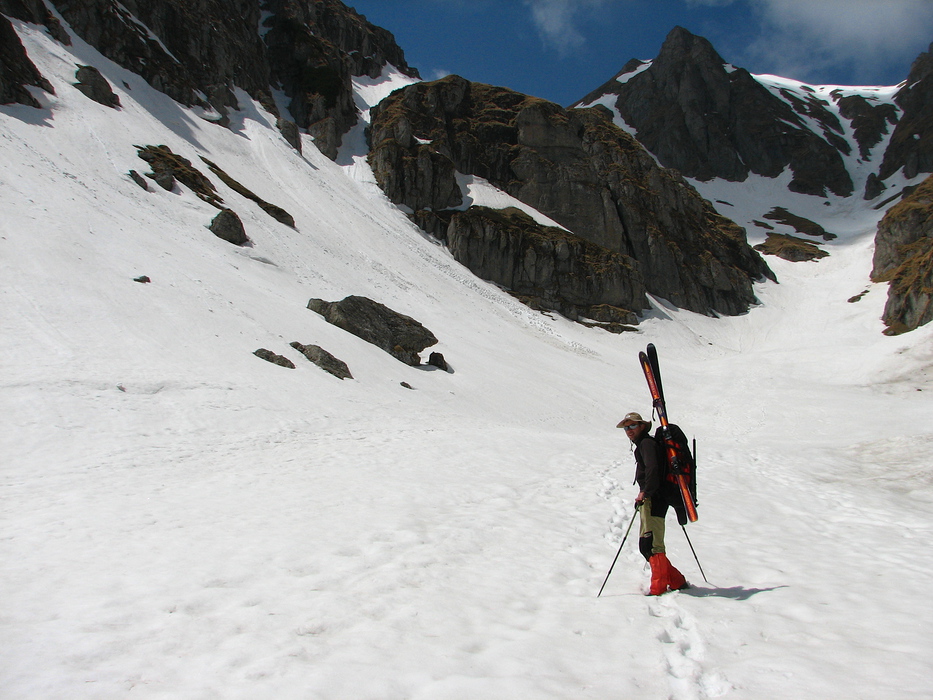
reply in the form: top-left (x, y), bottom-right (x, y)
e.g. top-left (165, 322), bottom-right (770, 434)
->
top-left (638, 497), bottom-right (667, 558)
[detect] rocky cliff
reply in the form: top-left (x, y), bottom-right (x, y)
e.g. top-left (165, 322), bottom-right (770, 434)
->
top-left (0, 10), bottom-right (54, 107)
top-left (0, 0), bottom-right (417, 157)
top-left (871, 174), bottom-right (933, 334)
top-left (874, 43), bottom-right (933, 190)
top-left (369, 75), bottom-right (774, 319)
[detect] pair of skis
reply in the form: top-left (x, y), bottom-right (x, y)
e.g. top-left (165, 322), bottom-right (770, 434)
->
top-left (638, 343), bottom-right (698, 524)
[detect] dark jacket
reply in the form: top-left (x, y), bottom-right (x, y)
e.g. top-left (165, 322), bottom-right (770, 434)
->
top-left (634, 431), bottom-right (665, 502)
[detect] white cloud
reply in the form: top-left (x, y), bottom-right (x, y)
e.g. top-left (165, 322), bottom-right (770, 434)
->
top-left (427, 68), bottom-right (452, 81)
top-left (522, 0), bottom-right (609, 54)
top-left (692, 0), bottom-right (933, 84)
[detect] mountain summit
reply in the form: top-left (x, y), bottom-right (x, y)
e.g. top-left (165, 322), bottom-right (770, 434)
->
top-left (576, 26), bottom-right (859, 197)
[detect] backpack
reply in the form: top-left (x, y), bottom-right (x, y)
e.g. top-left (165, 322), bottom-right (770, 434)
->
top-left (654, 423), bottom-right (697, 526)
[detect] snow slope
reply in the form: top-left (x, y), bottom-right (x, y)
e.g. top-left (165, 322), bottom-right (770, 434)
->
top-left (2, 19), bottom-right (933, 700)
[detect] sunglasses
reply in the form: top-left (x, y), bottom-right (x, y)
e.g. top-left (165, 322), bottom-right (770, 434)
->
top-left (622, 424), bottom-right (640, 431)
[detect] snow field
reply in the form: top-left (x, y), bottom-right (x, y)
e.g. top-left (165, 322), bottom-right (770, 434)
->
top-left (2, 17), bottom-right (933, 700)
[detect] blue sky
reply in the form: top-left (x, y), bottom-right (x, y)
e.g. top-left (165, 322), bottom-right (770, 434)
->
top-left (346, 0), bottom-right (933, 106)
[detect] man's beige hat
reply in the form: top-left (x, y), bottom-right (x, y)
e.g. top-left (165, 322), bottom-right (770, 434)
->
top-left (616, 411), bottom-right (649, 428)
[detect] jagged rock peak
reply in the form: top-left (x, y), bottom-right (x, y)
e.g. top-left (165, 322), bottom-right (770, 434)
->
top-left (577, 26), bottom-right (854, 198)
top-left (653, 25), bottom-right (730, 71)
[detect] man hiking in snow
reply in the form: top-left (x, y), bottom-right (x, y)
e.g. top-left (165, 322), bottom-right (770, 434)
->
top-left (618, 411), bottom-right (689, 595)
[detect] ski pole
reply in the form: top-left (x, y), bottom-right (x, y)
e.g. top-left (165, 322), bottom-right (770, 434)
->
top-left (597, 510), bottom-right (638, 597)
top-left (681, 525), bottom-right (709, 583)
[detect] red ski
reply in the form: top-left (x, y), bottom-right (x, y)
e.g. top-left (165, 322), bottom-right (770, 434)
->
top-left (639, 344), bottom-right (698, 524)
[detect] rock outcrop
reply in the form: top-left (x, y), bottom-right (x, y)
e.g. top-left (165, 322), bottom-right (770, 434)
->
top-left (576, 27), bottom-right (854, 198)
top-left (290, 341), bottom-right (352, 379)
top-left (209, 209), bottom-right (249, 246)
top-left (254, 348), bottom-right (296, 368)
top-left (369, 75), bottom-right (774, 318)
top-left (307, 296), bottom-right (438, 366)
top-left (871, 174), bottom-right (933, 334)
top-left (754, 234), bottom-right (828, 262)
top-left (73, 64), bottom-right (119, 107)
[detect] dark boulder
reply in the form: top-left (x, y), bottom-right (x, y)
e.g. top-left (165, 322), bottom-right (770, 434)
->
top-left (128, 170), bottom-right (149, 190)
top-left (254, 348), bottom-right (296, 368)
top-left (290, 341), bottom-right (352, 379)
top-left (73, 64), bottom-right (119, 107)
top-left (209, 209), bottom-right (249, 246)
top-left (307, 295), bottom-right (437, 366)
top-left (427, 352), bottom-right (448, 372)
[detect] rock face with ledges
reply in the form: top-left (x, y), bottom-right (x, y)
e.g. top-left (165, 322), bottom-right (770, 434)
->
top-left (447, 207), bottom-right (645, 324)
top-left (369, 74), bottom-right (774, 318)
top-left (871, 174), bottom-right (933, 334)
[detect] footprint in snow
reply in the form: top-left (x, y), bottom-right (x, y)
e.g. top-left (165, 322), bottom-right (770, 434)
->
top-left (649, 595), bottom-right (733, 699)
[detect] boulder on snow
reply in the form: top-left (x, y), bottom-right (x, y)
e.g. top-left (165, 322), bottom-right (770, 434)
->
top-left (253, 348), bottom-right (295, 368)
top-left (73, 64), bottom-right (120, 108)
top-left (290, 341), bottom-right (352, 379)
top-left (427, 352), bottom-right (449, 372)
top-left (307, 295), bottom-right (438, 366)
top-left (209, 209), bottom-right (250, 246)
top-left (754, 233), bottom-right (828, 262)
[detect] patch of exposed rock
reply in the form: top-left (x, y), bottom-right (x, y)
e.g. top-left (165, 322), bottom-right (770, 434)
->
top-left (136, 144), bottom-right (223, 205)
top-left (254, 348), bottom-right (295, 368)
top-left (209, 209), bottom-right (249, 246)
top-left (369, 74), bottom-right (774, 318)
top-left (290, 341), bottom-right (352, 379)
top-left (576, 26), bottom-right (853, 198)
top-left (871, 174), bottom-right (933, 334)
top-left (200, 157), bottom-right (295, 227)
top-left (307, 296), bottom-right (438, 366)
top-left (763, 207), bottom-right (836, 241)
top-left (73, 64), bottom-right (119, 107)
top-left (754, 233), bottom-right (828, 262)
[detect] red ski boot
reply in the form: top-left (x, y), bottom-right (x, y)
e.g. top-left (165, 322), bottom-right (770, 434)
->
top-left (648, 553), bottom-right (689, 595)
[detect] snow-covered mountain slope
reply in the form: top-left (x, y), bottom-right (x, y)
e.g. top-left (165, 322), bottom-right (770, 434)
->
top-left (2, 19), bottom-right (933, 700)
